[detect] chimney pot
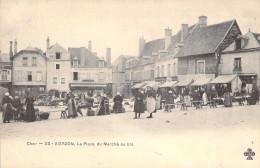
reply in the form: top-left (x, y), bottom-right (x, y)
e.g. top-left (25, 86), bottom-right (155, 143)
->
top-left (14, 39), bottom-right (17, 55)
top-left (88, 41), bottom-right (92, 52)
top-left (106, 48), bottom-right (111, 67)
top-left (46, 36), bottom-right (50, 51)
top-left (199, 16), bottom-right (207, 27)
top-left (181, 24), bottom-right (189, 42)
top-left (10, 41), bottom-right (13, 58)
top-left (165, 28), bottom-right (172, 50)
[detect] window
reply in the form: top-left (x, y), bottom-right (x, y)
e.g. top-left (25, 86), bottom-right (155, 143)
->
top-left (99, 60), bottom-right (104, 67)
top-left (73, 72), bottom-right (78, 80)
top-left (234, 58), bottom-right (241, 70)
top-left (73, 60), bottom-right (79, 67)
top-left (36, 72), bottom-right (42, 81)
top-left (235, 39), bottom-right (241, 50)
top-left (39, 87), bottom-right (45, 92)
top-left (32, 57), bottom-right (37, 66)
top-left (187, 59), bottom-right (195, 74)
top-left (27, 71), bottom-right (32, 81)
top-left (1, 70), bottom-right (7, 80)
top-left (23, 57), bottom-right (28, 66)
top-left (56, 64), bottom-right (60, 69)
top-left (61, 78), bottom-right (65, 84)
top-left (56, 52), bottom-right (61, 59)
top-left (161, 65), bottom-right (164, 77)
top-left (167, 64), bottom-right (171, 77)
top-left (197, 61), bottom-right (205, 74)
top-left (98, 72), bottom-right (105, 82)
top-left (53, 77), bottom-right (57, 84)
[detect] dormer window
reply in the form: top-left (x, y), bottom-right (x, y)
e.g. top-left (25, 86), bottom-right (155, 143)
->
top-left (235, 39), bottom-right (241, 50)
top-left (73, 60), bottom-right (79, 67)
top-left (99, 60), bottom-right (104, 67)
top-left (56, 52), bottom-right (61, 59)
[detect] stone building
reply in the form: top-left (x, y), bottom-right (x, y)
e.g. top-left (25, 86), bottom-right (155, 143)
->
top-left (175, 16), bottom-right (241, 83)
top-left (45, 37), bottom-right (71, 98)
top-left (220, 30), bottom-right (260, 92)
top-left (0, 50), bottom-right (12, 91)
top-left (11, 43), bottom-right (47, 97)
top-left (68, 41), bottom-right (113, 97)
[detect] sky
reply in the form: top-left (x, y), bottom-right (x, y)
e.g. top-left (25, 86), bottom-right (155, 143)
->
top-left (0, 0), bottom-right (259, 63)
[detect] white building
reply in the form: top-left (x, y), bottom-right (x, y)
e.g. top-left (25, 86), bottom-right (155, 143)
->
top-left (46, 38), bottom-right (71, 97)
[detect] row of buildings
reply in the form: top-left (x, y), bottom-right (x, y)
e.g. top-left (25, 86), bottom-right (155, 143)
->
top-left (112, 16), bottom-right (260, 97)
top-left (0, 39), bottom-right (113, 98)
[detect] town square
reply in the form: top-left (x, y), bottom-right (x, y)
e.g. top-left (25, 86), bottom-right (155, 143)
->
top-left (0, 0), bottom-right (260, 167)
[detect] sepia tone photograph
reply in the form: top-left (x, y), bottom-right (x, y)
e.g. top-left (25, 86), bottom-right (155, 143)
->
top-left (0, 0), bottom-right (259, 167)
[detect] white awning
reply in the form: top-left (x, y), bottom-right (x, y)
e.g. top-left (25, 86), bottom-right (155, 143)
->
top-left (174, 79), bottom-right (194, 87)
top-left (70, 83), bottom-right (107, 87)
top-left (209, 74), bottom-right (237, 84)
top-left (132, 82), bottom-right (147, 89)
top-left (191, 78), bottom-right (212, 86)
top-left (160, 81), bottom-right (178, 87)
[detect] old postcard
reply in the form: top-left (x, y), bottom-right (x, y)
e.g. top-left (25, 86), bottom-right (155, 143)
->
top-left (0, 0), bottom-right (259, 167)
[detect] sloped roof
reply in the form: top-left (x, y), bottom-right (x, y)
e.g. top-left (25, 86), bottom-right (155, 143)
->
top-left (68, 47), bottom-right (100, 67)
top-left (47, 43), bottom-right (68, 53)
top-left (141, 38), bottom-right (165, 56)
top-left (253, 33), bottom-right (260, 44)
top-left (10, 46), bottom-right (47, 60)
top-left (175, 20), bottom-right (236, 57)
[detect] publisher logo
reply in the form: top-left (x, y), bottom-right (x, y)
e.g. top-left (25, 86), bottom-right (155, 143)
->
top-left (244, 148), bottom-right (255, 160)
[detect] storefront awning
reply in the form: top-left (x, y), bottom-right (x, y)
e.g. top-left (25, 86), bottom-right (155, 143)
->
top-left (70, 83), bottom-right (107, 87)
top-left (132, 82), bottom-right (147, 89)
top-left (209, 74), bottom-right (237, 84)
top-left (160, 81), bottom-right (178, 88)
top-left (145, 81), bottom-right (161, 88)
top-left (174, 79), bottom-right (194, 87)
top-left (191, 78), bottom-right (212, 86)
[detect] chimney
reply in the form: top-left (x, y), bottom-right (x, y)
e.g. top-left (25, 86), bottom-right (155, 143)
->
top-left (165, 28), bottom-right (172, 50)
top-left (106, 48), bottom-right (111, 67)
top-left (139, 36), bottom-right (146, 58)
top-left (9, 41), bottom-right (13, 58)
top-left (198, 16), bottom-right (207, 27)
top-left (14, 39), bottom-right (17, 55)
top-left (46, 36), bottom-right (50, 51)
top-left (181, 24), bottom-right (189, 43)
top-left (88, 40), bottom-right (92, 52)
top-left (80, 47), bottom-right (86, 66)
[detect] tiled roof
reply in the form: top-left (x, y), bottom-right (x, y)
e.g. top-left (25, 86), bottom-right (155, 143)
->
top-left (47, 43), bottom-right (68, 53)
top-left (175, 20), bottom-right (236, 57)
top-left (253, 33), bottom-right (260, 44)
top-left (68, 47), bottom-right (99, 67)
top-left (10, 46), bottom-right (47, 60)
top-left (141, 38), bottom-right (165, 56)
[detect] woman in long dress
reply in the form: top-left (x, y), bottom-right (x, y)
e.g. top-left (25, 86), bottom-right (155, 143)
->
top-left (133, 89), bottom-right (145, 119)
top-left (224, 87), bottom-right (232, 107)
top-left (146, 86), bottom-right (156, 118)
top-left (2, 92), bottom-right (13, 123)
top-left (97, 94), bottom-right (109, 115)
top-left (66, 91), bottom-right (78, 118)
top-left (25, 93), bottom-right (36, 122)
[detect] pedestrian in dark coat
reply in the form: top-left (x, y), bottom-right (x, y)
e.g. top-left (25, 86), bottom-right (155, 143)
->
top-left (2, 92), bottom-right (13, 123)
top-left (25, 92), bottom-right (36, 122)
top-left (249, 87), bottom-right (259, 105)
top-left (165, 90), bottom-right (174, 112)
top-left (97, 94), bottom-right (109, 115)
top-left (133, 89), bottom-right (145, 119)
top-left (224, 86), bottom-right (232, 107)
top-left (113, 92), bottom-right (123, 112)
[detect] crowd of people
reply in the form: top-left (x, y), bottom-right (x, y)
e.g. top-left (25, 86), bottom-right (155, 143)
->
top-left (1, 83), bottom-right (259, 123)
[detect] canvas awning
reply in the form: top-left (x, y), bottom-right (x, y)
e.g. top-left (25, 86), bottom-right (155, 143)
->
top-left (160, 81), bottom-right (178, 88)
top-left (174, 79), bottom-right (194, 87)
top-left (70, 83), bottom-right (107, 87)
top-left (209, 74), bottom-right (237, 84)
top-left (132, 82), bottom-right (147, 89)
top-left (191, 78), bottom-right (212, 86)
top-left (143, 81), bottom-right (161, 90)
